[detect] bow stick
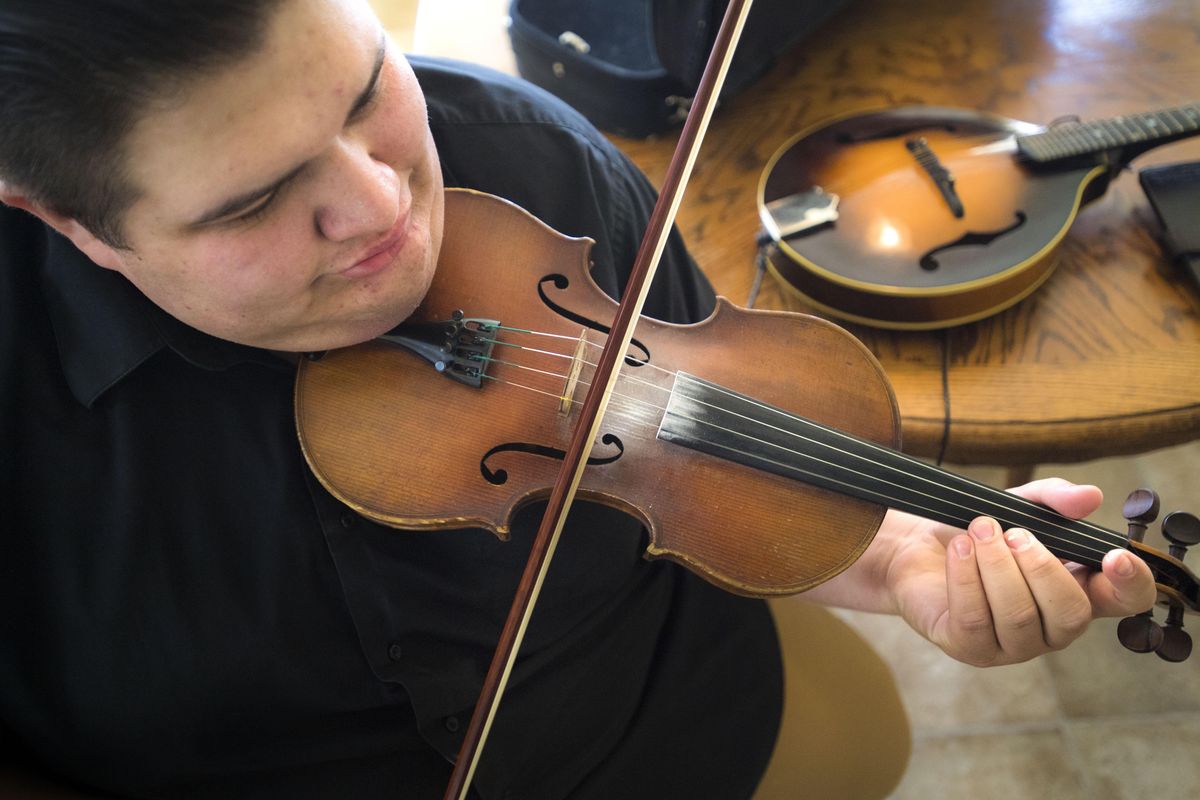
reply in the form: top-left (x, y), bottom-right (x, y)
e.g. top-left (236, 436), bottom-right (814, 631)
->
top-left (444, 2), bottom-right (756, 796)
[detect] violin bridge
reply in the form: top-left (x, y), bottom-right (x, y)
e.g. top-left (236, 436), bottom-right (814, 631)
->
top-left (559, 329), bottom-right (589, 415)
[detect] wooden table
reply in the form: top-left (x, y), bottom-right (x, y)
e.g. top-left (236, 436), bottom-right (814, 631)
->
top-left (413, 0), bottom-right (1200, 479)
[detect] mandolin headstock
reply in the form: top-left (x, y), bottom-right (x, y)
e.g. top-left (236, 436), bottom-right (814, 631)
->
top-left (1116, 488), bottom-right (1200, 662)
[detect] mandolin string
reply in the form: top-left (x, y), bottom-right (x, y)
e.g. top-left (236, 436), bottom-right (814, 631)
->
top-left (471, 328), bottom-right (1125, 560)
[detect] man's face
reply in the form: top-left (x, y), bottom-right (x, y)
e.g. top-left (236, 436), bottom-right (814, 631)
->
top-left (105, 0), bottom-right (444, 352)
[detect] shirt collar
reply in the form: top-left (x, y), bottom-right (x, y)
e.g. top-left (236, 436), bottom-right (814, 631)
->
top-left (40, 227), bottom-right (284, 408)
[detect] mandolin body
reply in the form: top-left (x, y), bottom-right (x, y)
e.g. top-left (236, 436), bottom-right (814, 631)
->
top-left (758, 106), bottom-right (1110, 329)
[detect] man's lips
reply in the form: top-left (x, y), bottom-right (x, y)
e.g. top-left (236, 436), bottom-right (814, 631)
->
top-left (339, 212), bottom-right (411, 279)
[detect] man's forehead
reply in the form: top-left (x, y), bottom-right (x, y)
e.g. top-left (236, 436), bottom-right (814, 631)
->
top-left (122, 0), bottom-right (383, 223)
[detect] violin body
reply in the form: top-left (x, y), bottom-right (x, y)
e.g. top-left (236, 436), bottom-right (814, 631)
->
top-left (296, 189), bottom-right (899, 596)
top-left (758, 105), bottom-right (1199, 329)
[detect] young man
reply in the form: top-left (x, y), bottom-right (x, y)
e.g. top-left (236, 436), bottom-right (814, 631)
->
top-left (0, 0), bottom-right (1156, 797)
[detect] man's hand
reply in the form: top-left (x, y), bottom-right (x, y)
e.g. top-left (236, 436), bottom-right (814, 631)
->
top-left (810, 478), bottom-right (1159, 666)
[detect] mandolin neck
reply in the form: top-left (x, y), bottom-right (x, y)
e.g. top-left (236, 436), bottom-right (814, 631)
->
top-left (657, 372), bottom-right (1129, 569)
top-left (1015, 103), bottom-right (1200, 164)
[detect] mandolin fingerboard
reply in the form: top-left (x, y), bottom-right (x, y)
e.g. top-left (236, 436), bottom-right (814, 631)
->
top-left (1016, 104), bottom-right (1200, 163)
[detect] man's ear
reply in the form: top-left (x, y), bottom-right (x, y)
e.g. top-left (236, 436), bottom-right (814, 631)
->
top-left (0, 184), bottom-right (128, 272)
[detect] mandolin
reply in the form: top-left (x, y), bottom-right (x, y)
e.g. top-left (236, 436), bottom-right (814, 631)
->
top-left (756, 104), bottom-right (1200, 329)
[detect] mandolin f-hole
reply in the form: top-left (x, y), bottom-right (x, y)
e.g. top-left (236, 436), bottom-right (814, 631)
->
top-left (919, 211), bottom-right (1027, 271)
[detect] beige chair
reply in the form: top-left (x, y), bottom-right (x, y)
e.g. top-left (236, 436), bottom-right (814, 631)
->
top-left (754, 598), bottom-right (911, 799)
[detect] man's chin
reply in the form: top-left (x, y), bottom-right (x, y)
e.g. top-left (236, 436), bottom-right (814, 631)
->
top-left (304, 307), bottom-right (421, 353)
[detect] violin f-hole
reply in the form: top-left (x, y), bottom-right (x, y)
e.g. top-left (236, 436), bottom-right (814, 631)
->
top-left (538, 274), bottom-right (651, 366)
top-left (479, 434), bottom-right (625, 486)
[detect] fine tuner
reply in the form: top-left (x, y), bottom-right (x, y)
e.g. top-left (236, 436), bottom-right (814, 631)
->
top-left (1117, 488), bottom-right (1200, 662)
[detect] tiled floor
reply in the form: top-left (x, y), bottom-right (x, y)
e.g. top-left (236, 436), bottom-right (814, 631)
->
top-left (838, 441), bottom-right (1200, 799)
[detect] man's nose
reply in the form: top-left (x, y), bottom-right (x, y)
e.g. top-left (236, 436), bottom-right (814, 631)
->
top-left (313, 139), bottom-right (400, 242)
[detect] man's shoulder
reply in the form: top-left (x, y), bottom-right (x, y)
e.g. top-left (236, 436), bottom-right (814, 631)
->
top-left (410, 56), bottom-right (619, 166)
top-left (0, 204), bottom-right (47, 315)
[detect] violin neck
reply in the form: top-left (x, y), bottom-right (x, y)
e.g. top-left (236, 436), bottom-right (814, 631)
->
top-left (657, 372), bottom-right (1129, 568)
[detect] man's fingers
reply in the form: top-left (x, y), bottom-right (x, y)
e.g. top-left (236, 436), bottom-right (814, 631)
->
top-left (1085, 549), bottom-right (1158, 617)
top-left (1008, 478), bottom-right (1103, 519)
top-left (943, 532), bottom-right (1001, 666)
top-left (1003, 528), bottom-right (1093, 649)
top-left (967, 518), bottom-right (1048, 658)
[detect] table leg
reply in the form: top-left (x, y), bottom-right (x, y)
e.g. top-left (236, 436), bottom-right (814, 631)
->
top-left (1005, 464), bottom-right (1036, 488)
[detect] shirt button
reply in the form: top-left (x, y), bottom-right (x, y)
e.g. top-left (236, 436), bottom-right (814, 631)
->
top-left (387, 643), bottom-right (403, 661)
top-left (340, 512), bottom-right (358, 529)
top-left (444, 716), bottom-right (460, 733)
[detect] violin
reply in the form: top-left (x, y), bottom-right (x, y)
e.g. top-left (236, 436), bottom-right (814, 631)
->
top-left (296, 186), bottom-right (1200, 635)
top-left (756, 103), bottom-right (1200, 329)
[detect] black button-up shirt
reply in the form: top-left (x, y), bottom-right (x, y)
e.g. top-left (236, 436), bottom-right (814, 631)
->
top-left (0, 58), bottom-right (781, 799)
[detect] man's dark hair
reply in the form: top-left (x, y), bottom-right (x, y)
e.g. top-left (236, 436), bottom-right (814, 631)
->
top-left (0, 0), bottom-right (286, 246)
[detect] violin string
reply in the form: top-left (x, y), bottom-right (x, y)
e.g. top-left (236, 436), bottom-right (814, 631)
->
top-left (684, 377), bottom-right (1126, 550)
top-left (661, 402), bottom-right (1115, 562)
top-left (488, 338), bottom-right (576, 364)
top-left (486, 356), bottom-right (575, 384)
top-left (481, 329), bottom-right (1122, 555)
top-left (482, 374), bottom-right (1115, 564)
top-left (694, 393), bottom-right (1125, 557)
top-left (485, 326), bottom-right (679, 378)
top-left (483, 357), bottom-right (662, 414)
top-left (653, 426), bottom-right (1110, 564)
top-left (477, 333), bottom-right (676, 397)
top-left (477, 327), bottom-right (1124, 557)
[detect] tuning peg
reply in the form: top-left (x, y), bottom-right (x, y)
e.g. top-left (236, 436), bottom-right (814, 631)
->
top-left (1161, 511), bottom-right (1200, 561)
top-left (1156, 605), bottom-right (1192, 663)
top-left (1117, 490), bottom-right (1165, 654)
top-left (1118, 610), bottom-right (1164, 653)
top-left (1116, 498), bottom-right (1196, 662)
top-left (1122, 488), bottom-right (1160, 542)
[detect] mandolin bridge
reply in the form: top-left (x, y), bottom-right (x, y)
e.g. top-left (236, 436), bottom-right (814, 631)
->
top-left (376, 311), bottom-right (500, 388)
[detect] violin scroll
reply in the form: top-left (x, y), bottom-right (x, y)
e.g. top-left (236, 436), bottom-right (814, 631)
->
top-left (1117, 488), bottom-right (1200, 662)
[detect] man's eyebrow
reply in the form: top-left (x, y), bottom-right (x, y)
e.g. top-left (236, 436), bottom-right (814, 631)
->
top-left (347, 34), bottom-right (387, 123)
top-left (190, 163), bottom-right (309, 227)
top-left (189, 34), bottom-right (388, 227)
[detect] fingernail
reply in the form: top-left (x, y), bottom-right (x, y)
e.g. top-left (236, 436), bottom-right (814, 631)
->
top-left (954, 536), bottom-right (973, 559)
top-left (1005, 529), bottom-right (1032, 551)
top-left (969, 518), bottom-right (997, 541)
top-left (1114, 552), bottom-right (1135, 578)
